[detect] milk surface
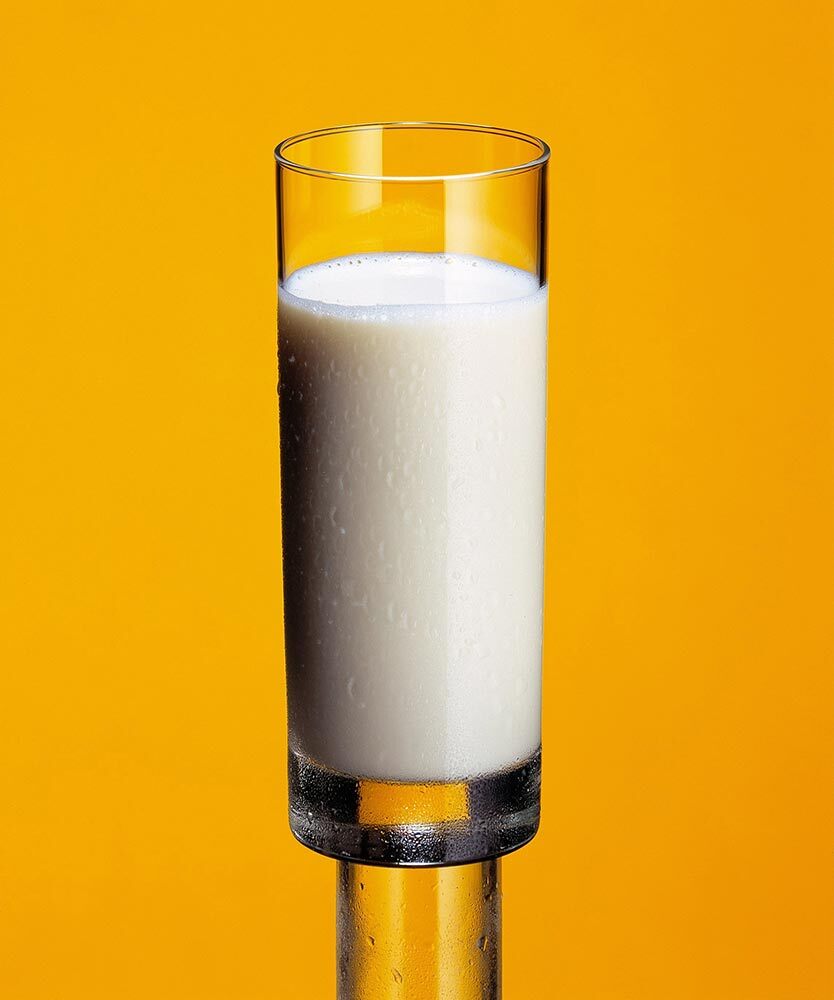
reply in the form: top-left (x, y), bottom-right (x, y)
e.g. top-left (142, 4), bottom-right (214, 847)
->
top-left (279, 253), bottom-right (547, 782)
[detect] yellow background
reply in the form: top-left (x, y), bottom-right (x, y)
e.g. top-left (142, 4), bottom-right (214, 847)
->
top-left (2, 1), bottom-right (832, 998)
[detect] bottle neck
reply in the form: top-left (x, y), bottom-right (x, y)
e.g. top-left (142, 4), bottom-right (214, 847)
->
top-left (337, 859), bottom-right (502, 1000)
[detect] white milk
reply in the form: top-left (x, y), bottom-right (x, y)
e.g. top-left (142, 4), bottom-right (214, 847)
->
top-left (279, 253), bottom-right (547, 782)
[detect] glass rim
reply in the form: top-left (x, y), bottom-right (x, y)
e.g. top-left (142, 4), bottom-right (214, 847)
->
top-left (274, 121), bottom-right (551, 183)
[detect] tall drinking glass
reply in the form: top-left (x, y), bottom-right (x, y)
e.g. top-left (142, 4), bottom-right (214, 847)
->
top-left (276, 122), bottom-right (549, 866)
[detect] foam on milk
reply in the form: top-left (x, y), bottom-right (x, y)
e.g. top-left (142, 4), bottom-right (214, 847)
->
top-left (279, 253), bottom-right (547, 782)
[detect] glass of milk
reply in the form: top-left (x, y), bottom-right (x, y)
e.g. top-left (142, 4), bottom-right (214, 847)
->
top-left (275, 122), bottom-right (550, 866)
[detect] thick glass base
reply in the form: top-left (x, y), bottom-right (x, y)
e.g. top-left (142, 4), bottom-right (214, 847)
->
top-left (288, 747), bottom-right (541, 867)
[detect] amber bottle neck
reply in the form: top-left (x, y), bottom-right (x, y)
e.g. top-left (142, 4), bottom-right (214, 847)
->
top-left (337, 859), bottom-right (501, 1000)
